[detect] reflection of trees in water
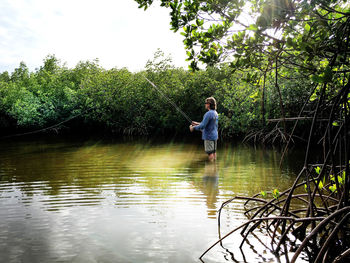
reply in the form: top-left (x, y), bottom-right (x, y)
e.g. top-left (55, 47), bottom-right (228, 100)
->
top-left (0, 139), bottom-right (208, 211)
top-left (0, 140), bottom-right (141, 210)
top-left (0, 139), bottom-right (300, 217)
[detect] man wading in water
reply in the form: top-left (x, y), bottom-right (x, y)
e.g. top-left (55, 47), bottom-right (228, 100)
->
top-left (190, 97), bottom-right (218, 161)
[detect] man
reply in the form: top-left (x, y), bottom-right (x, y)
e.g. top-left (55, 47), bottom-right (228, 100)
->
top-left (190, 97), bottom-right (218, 161)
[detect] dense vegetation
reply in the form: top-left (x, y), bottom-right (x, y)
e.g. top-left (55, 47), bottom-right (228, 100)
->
top-left (1, 0), bottom-right (349, 260)
top-left (0, 52), bottom-right (310, 138)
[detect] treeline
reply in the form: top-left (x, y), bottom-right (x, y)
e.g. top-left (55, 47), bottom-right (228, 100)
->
top-left (0, 53), bottom-right (312, 138)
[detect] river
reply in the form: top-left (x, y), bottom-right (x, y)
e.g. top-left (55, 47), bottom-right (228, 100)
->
top-left (0, 136), bottom-right (306, 262)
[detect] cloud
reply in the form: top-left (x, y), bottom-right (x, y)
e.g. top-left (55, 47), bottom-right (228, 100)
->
top-left (0, 0), bottom-right (40, 70)
top-left (0, 0), bottom-right (188, 73)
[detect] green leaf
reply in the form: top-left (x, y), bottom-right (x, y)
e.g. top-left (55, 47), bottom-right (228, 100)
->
top-left (304, 23), bottom-right (311, 32)
top-left (318, 180), bottom-right (323, 189)
top-left (247, 24), bottom-right (258, 31)
top-left (332, 121), bottom-right (339, 126)
top-left (249, 90), bottom-right (259, 101)
top-left (272, 189), bottom-right (280, 199)
top-left (261, 191), bottom-right (267, 198)
top-left (338, 175), bottom-right (343, 185)
top-left (315, 166), bottom-right (321, 174)
top-left (196, 19), bottom-right (204, 27)
top-left (329, 184), bottom-right (337, 193)
top-left (309, 92), bottom-right (317, 101)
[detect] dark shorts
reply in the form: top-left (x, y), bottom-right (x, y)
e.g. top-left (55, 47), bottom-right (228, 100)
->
top-left (204, 140), bottom-right (217, 154)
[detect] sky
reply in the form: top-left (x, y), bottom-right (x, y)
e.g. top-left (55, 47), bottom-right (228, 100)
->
top-left (0, 0), bottom-right (189, 73)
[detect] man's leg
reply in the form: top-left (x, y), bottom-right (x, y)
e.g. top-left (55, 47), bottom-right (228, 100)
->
top-left (212, 140), bottom-right (217, 160)
top-left (205, 140), bottom-right (217, 161)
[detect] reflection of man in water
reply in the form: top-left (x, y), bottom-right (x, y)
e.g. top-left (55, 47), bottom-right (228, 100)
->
top-left (202, 161), bottom-right (219, 218)
top-left (189, 97), bottom-right (219, 161)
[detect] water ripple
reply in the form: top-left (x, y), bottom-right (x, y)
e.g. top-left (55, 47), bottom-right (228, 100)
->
top-left (0, 138), bottom-right (303, 263)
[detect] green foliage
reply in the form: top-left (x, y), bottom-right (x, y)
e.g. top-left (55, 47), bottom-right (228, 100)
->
top-left (329, 184), bottom-right (337, 193)
top-left (304, 183), bottom-right (308, 192)
top-left (272, 188), bottom-right (280, 199)
top-left (0, 52), bottom-right (324, 137)
top-left (134, 0), bottom-right (350, 140)
top-left (328, 171), bottom-right (346, 193)
top-left (2, 83), bottom-right (42, 126)
top-left (0, 56), bottom-right (79, 129)
top-left (315, 166), bottom-right (321, 175)
top-left (318, 180), bottom-right (324, 190)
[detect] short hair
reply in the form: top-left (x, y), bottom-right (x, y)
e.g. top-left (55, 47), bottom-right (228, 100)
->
top-left (206, 97), bottom-right (217, 110)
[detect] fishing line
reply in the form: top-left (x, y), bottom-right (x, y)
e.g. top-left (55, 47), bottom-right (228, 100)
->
top-left (143, 76), bottom-right (192, 124)
top-left (0, 110), bottom-right (87, 140)
top-left (1, 77), bottom-right (192, 139)
top-left (1, 78), bottom-right (133, 140)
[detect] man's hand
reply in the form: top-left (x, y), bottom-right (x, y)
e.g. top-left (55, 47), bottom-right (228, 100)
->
top-left (191, 121), bottom-right (199, 126)
top-left (189, 125), bottom-right (194, 132)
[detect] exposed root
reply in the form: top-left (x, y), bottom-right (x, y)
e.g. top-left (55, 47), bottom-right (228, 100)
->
top-left (201, 75), bottom-right (350, 262)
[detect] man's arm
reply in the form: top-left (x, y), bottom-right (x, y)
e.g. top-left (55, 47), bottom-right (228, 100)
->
top-left (194, 113), bottom-right (210, 131)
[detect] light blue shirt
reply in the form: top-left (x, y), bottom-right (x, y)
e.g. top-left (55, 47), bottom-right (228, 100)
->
top-left (194, 110), bottom-right (218, 140)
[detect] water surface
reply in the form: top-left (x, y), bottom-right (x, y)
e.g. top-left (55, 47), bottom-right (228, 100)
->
top-left (0, 137), bottom-right (305, 262)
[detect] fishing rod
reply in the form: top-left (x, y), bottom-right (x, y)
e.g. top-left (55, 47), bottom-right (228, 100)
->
top-left (143, 76), bottom-right (193, 124)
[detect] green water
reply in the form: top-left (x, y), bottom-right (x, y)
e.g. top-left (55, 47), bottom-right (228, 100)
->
top-left (0, 137), bottom-right (305, 262)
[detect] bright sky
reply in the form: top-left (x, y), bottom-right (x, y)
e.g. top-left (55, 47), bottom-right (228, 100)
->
top-left (0, 0), bottom-right (189, 73)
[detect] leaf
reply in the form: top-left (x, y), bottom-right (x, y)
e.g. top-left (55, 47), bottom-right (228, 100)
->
top-left (318, 180), bottom-right (323, 189)
top-left (247, 24), bottom-right (258, 31)
top-left (329, 184), bottom-right (337, 193)
top-left (315, 166), bottom-right (321, 174)
top-left (196, 19), bottom-right (204, 27)
top-left (332, 121), bottom-right (339, 126)
top-left (272, 189), bottom-right (280, 199)
top-left (186, 51), bottom-right (193, 59)
top-left (304, 23), bottom-right (311, 32)
top-left (338, 175), bottom-right (343, 185)
top-left (261, 191), bottom-right (267, 198)
top-left (249, 90), bottom-right (259, 101)
top-left (309, 92), bottom-right (318, 101)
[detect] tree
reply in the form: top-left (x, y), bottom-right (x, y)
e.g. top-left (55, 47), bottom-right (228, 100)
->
top-left (133, 0), bottom-right (350, 262)
top-left (135, 0), bottom-right (349, 134)
top-left (145, 48), bottom-right (175, 72)
top-left (134, 1), bottom-right (348, 73)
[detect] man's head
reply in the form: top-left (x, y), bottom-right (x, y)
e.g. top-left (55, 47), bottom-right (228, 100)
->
top-left (205, 97), bottom-right (217, 110)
